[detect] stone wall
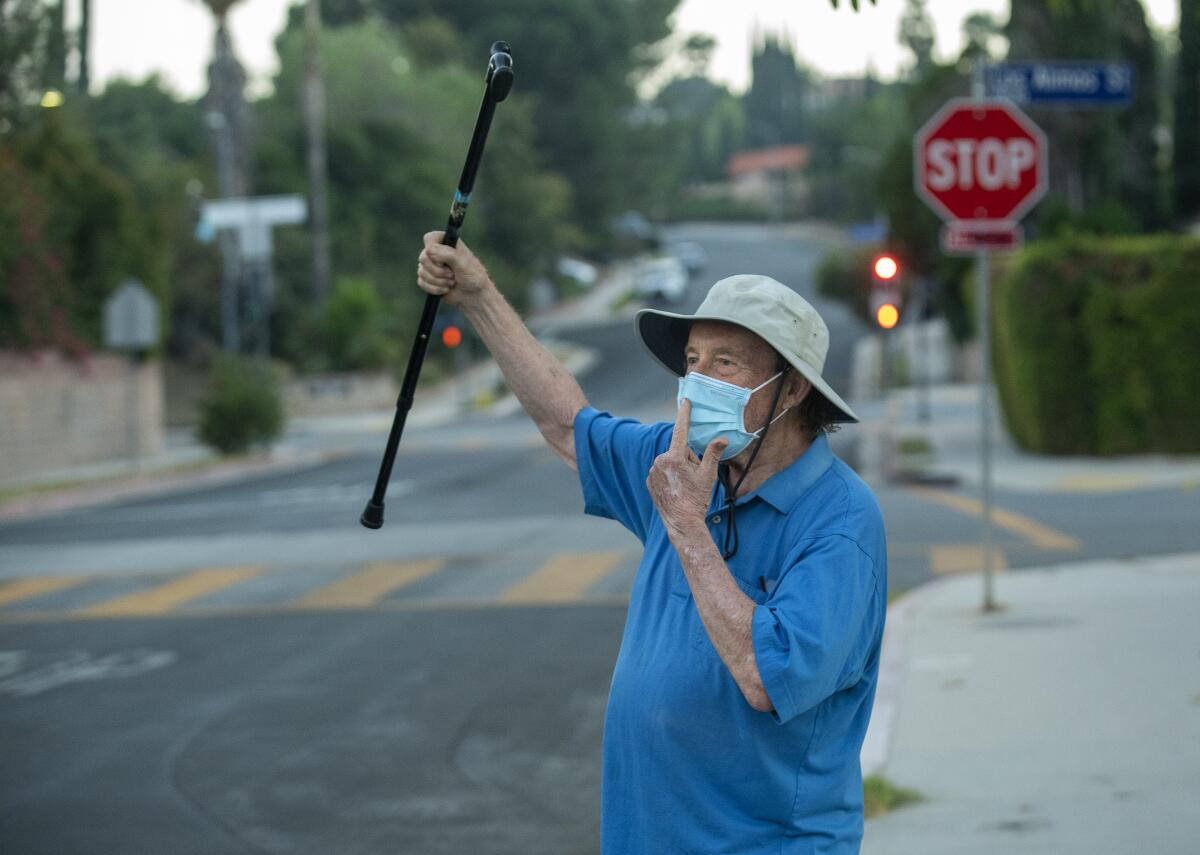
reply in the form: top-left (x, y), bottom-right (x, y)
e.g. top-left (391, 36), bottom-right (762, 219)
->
top-left (0, 351), bottom-right (163, 486)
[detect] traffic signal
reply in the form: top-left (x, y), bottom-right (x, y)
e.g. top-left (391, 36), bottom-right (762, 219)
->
top-left (441, 325), bottom-right (463, 348)
top-left (873, 254), bottom-right (898, 281)
top-left (869, 253), bottom-right (902, 330)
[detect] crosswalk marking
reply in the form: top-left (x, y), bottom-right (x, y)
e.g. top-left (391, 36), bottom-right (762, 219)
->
top-left (929, 545), bottom-right (1009, 575)
top-left (499, 552), bottom-right (625, 604)
top-left (0, 576), bottom-right (86, 607)
top-left (77, 566), bottom-right (264, 617)
top-left (906, 486), bottom-right (1081, 551)
top-left (292, 559), bottom-right (446, 609)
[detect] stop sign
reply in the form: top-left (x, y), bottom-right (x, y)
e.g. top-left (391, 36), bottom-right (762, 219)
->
top-left (914, 98), bottom-right (1048, 224)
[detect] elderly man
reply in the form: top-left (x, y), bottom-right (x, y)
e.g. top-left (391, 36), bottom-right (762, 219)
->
top-left (417, 233), bottom-right (887, 855)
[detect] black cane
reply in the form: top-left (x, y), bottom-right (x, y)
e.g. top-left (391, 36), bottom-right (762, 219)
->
top-left (361, 41), bottom-right (513, 529)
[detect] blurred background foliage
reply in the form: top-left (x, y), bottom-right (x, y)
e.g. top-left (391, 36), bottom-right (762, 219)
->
top-left (1, 0), bottom-right (1198, 393)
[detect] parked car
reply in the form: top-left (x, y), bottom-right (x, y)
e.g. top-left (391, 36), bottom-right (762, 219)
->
top-left (668, 241), bottom-right (707, 274)
top-left (635, 256), bottom-right (689, 304)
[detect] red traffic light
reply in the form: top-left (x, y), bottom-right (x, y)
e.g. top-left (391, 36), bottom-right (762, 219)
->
top-left (873, 254), bottom-right (899, 281)
top-left (441, 325), bottom-right (463, 348)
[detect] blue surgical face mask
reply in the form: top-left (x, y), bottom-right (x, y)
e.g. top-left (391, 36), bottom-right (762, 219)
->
top-left (677, 370), bottom-right (790, 461)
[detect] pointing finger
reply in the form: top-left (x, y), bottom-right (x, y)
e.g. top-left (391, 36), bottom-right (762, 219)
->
top-left (671, 398), bottom-right (691, 454)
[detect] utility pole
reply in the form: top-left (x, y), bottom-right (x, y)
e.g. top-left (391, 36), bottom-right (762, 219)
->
top-left (77, 0), bottom-right (91, 94)
top-left (303, 0), bottom-right (332, 303)
top-left (205, 12), bottom-right (251, 353)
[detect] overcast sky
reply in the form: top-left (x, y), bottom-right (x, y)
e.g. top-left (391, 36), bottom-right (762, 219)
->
top-left (80, 0), bottom-right (1181, 99)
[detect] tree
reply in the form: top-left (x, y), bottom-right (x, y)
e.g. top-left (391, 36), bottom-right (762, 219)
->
top-left (655, 75), bottom-right (744, 182)
top-left (1, 0), bottom-right (55, 121)
top-left (298, 0), bottom-right (680, 240)
top-left (961, 11), bottom-right (1004, 61)
top-left (1007, 0), bottom-right (1161, 231)
top-left (257, 17), bottom-right (573, 369)
top-left (1176, 0), bottom-right (1200, 224)
top-left (899, 0), bottom-right (935, 77)
top-left (743, 32), bottom-right (812, 147)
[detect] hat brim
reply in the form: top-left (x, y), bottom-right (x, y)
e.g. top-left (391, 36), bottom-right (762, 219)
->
top-left (636, 307), bottom-right (859, 424)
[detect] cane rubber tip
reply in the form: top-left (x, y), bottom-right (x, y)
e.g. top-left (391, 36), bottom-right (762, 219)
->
top-left (361, 501), bottom-right (385, 529)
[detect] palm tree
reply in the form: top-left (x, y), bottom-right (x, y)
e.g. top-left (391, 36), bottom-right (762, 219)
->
top-left (197, 0), bottom-right (250, 352)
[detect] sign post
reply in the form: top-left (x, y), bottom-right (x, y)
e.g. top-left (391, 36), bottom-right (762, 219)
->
top-left (200, 195), bottom-right (307, 355)
top-left (914, 76), bottom-right (1048, 611)
top-left (103, 279), bottom-right (160, 469)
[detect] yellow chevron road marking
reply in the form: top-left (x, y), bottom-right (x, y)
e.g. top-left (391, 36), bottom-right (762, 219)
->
top-left (293, 559), bottom-right (446, 609)
top-left (500, 551), bottom-right (625, 604)
top-left (0, 575), bottom-right (86, 607)
top-left (78, 566), bottom-right (264, 617)
top-left (929, 545), bottom-right (1009, 575)
top-left (906, 486), bottom-right (1081, 551)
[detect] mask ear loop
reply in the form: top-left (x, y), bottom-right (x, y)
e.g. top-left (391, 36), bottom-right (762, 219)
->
top-left (719, 366), bottom-right (789, 561)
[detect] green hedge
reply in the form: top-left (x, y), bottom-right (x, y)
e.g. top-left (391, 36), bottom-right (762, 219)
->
top-left (992, 235), bottom-right (1200, 455)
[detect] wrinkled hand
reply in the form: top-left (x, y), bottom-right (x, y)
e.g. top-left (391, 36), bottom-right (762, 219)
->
top-left (416, 231), bottom-right (492, 307)
top-left (647, 399), bottom-right (727, 540)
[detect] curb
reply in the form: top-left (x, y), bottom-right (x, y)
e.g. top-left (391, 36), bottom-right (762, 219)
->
top-left (0, 447), bottom-right (345, 522)
top-left (860, 574), bottom-right (958, 777)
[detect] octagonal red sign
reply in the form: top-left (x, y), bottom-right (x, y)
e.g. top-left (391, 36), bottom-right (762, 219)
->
top-left (914, 98), bottom-right (1048, 225)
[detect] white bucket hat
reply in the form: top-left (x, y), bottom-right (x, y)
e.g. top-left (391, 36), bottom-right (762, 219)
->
top-left (636, 274), bottom-right (858, 423)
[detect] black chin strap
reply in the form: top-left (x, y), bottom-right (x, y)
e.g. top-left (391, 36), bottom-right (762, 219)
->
top-left (717, 367), bottom-right (789, 561)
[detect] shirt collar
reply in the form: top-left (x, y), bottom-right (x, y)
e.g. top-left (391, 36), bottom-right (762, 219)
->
top-left (737, 432), bottom-right (834, 514)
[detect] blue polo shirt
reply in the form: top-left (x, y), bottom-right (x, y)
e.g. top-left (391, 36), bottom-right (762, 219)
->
top-left (575, 407), bottom-right (887, 855)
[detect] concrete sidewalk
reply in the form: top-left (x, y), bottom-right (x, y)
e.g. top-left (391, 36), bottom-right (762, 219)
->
top-left (862, 553), bottom-right (1200, 854)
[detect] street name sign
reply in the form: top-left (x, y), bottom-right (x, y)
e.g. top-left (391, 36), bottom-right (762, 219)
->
top-left (939, 222), bottom-right (1024, 256)
top-left (103, 278), bottom-right (159, 351)
top-left (201, 195), bottom-right (307, 262)
top-left (914, 98), bottom-right (1048, 226)
top-left (986, 62), bottom-right (1134, 108)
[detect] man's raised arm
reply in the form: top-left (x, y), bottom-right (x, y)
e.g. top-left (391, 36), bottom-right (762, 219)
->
top-left (417, 232), bottom-right (588, 469)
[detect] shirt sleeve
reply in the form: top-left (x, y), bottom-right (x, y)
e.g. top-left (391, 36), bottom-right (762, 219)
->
top-left (751, 533), bottom-right (881, 725)
top-left (574, 407), bottom-right (671, 543)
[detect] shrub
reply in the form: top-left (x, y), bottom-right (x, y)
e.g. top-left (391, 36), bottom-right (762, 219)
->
top-left (197, 356), bottom-right (285, 455)
top-left (992, 234), bottom-right (1200, 455)
top-left (320, 276), bottom-right (397, 372)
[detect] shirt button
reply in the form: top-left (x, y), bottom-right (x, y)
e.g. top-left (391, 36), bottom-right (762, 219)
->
top-left (711, 515), bottom-right (722, 524)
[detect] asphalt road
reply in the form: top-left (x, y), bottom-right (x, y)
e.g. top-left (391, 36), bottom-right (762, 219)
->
top-left (3, 223), bottom-right (1200, 854)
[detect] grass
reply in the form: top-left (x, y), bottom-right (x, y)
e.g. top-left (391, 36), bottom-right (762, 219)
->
top-left (895, 435), bottom-right (933, 456)
top-left (863, 775), bottom-right (924, 819)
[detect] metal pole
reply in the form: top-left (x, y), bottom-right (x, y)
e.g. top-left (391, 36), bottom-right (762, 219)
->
top-left (918, 275), bottom-right (932, 423)
top-left (973, 62), bottom-right (997, 612)
top-left (303, 0), bottom-right (332, 303)
top-left (976, 250), bottom-right (996, 611)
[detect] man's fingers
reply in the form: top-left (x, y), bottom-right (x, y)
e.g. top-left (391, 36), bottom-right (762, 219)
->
top-left (423, 230), bottom-right (446, 248)
top-left (702, 438), bottom-right (728, 473)
top-left (426, 243), bottom-right (457, 267)
top-left (671, 399), bottom-right (691, 453)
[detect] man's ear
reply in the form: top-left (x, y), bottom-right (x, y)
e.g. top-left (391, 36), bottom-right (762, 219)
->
top-left (783, 373), bottom-right (812, 409)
